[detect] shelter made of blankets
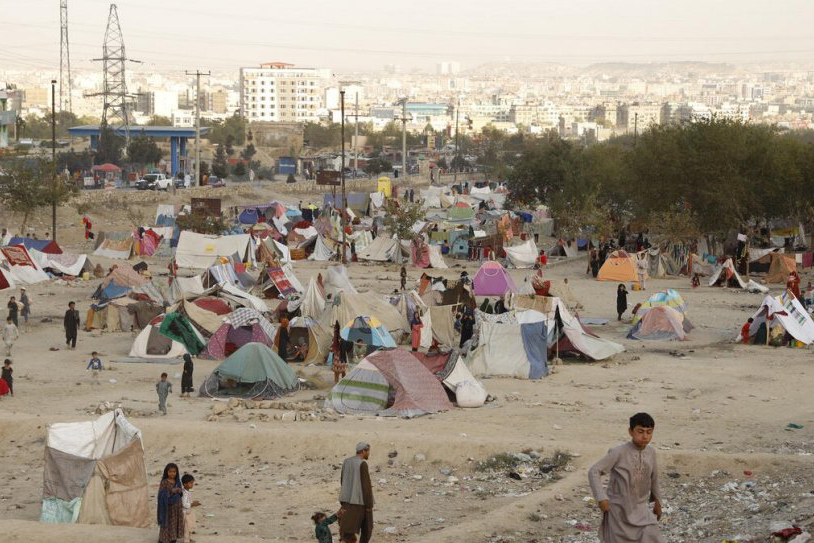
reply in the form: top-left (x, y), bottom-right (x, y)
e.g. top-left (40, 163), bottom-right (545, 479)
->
top-left (175, 231), bottom-right (251, 268)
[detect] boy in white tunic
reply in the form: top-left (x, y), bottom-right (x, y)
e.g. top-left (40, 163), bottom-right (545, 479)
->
top-left (588, 412), bottom-right (664, 542)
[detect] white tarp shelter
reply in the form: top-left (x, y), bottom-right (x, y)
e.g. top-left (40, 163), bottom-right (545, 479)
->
top-left (744, 291), bottom-right (814, 344)
top-left (175, 231), bottom-right (251, 269)
top-left (504, 239), bottom-right (539, 269)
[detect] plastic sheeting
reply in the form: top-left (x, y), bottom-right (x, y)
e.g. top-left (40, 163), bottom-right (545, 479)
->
top-left (504, 239), bottom-right (539, 269)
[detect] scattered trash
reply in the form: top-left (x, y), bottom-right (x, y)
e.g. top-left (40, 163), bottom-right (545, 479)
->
top-left (787, 423), bottom-right (804, 430)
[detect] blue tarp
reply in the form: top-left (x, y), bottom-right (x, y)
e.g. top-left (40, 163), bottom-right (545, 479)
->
top-left (238, 208), bottom-right (260, 225)
top-left (156, 214), bottom-right (176, 227)
top-left (92, 280), bottom-right (131, 302)
top-left (323, 193), bottom-right (370, 213)
top-left (517, 212), bottom-right (533, 223)
top-left (8, 236), bottom-right (61, 253)
top-left (520, 321), bottom-right (548, 379)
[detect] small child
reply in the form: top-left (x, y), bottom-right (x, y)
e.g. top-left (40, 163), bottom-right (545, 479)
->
top-left (311, 509), bottom-right (343, 543)
top-left (181, 473), bottom-right (200, 543)
top-left (86, 351), bottom-right (102, 384)
top-left (1, 359), bottom-right (12, 396)
top-left (156, 372), bottom-right (172, 415)
top-left (588, 412), bottom-right (663, 542)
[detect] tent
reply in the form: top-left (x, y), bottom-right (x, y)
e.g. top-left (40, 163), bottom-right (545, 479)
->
top-left (413, 351), bottom-right (487, 407)
top-left (0, 267), bottom-right (15, 291)
top-left (708, 258), bottom-right (749, 289)
top-left (628, 306), bottom-right (691, 340)
top-left (631, 289), bottom-right (686, 325)
top-left (427, 244), bottom-right (448, 269)
top-left (324, 265), bottom-right (357, 297)
top-left (201, 308), bottom-right (277, 359)
top-left (129, 315), bottom-right (194, 359)
top-left (473, 261), bottom-right (516, 296)
top-left (308, 235), bottom-right (336, 261)
top-left (299, 276), bottom-right (327, 319)
top-left (199, 342), bottom-right (299, 399)
top-left (170, 276), bottom-right (207, 302)
top-left (40, 409), bottom-right (149, 527)
top-left (30, 250), bottom-right (92, 277)
top-left (447, 203), bottom-right (476, 222)
top-left (0, 245), bottom-right (49, 284)
top-left (504, 239), bottom-right (539, 269)
top-left (93, 238), bottom-right (135, 260)
top-left (743, 291), bottom-right (814, 345)
top-left (765, 253), bottom-right (797, 284)
top-left (341, 315), bottom-right (397, 351)
top-left (325, 349), bottom-right (453, 417)
top-left (358, 235), bottom-right (406, 263)
top-left (304, 290), bottom-right (409, 365)
top-left (468, 319), bottom-right (548, 379)
top-left (597, 250), bottom-right (644, 282)
top-left (8, 236), bottom-right (62, 254)
top-left (175, 231), bottom-right (251, 269)
top-left (646, 248), bottom-right (668, 278)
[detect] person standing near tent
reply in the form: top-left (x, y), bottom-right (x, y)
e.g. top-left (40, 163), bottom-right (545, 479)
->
top-left (276, 316), bottom-right (291, 360)
top-left (157, 463), bottom-right (184, 543)
top-left (2, 359), bottom-right (12, 396)
top-left (616, 284), bottom-right (628, 321)
top-left (537, 249), bottom-right (548, 269)
top-left (7, 296), bottom-right (18, 327)
top-left (330, 322), bottom-right (347, 383)
top-left (19, 288), bottom-right (30, 327)
top-left (339, 443), bottom-right (374, 543)
top-left (64, 301), bottom-right (80, 350)
top-left (410, 311), bottom-right (423, 352)
top-left (588, 413), bottom-right (663, 543)
top-left (181, 354), bottom-right (194, 398)
top-left (156, 372), bottom-right (172, 415)
top-left (740, 318), bottom-right (754, 345)
top-left (400, 266), bottom-right (407, 291)
top-left (3, 317), bottom-right (18, 357)
top-left (787, 271), bottom-right (801, 299)
top-left (636, 254), bottom-right (648, 290)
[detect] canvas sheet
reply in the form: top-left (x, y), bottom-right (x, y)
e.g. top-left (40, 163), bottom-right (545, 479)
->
top-left (220, 281), bottom-right (269, 312)
top-left (308, 235), bottom-right (335, 261)
top-left (505, 239), bottom-right (538, 269)
top-left (267, 266), bottom-right (298, 297)
top-left (300, 276), bottom-right (326, 319)
top-left (42, 447), bottom-right (96, 501)
top-left (325, 265), bottom-right (357, 296)
top-left (46, 410), bottom-right (140, 460)
top-left (358, 235), bottom-right (403, 262)
top-left (429, 305), bottom-right (458, 347)
top-left (468, 321), bottom-right (532, 379)
top-left (520, 321), bottom-right (548, 378)
top-left (175, 231), bottom-right (250, 269)
top-left (367, 349), bottom-right (453, 417)
top-left (93, 238), bottom-right (134, 260)
top-left (97, 438), bottom-right (150, 528)
top-left (748, 291), bottom-right (814, 344)
top-left (32, 250), bottom-right (88, 276)
top-left (170, 276), bottom-right (206, 301)
top-left (427, 244), bottom-right (448, 269)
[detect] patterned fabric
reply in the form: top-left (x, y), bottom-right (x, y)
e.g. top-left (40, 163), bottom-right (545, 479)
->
top-left (228, 308), bottom-right (277, 339)
top-left (267, 266), bottom-right (297, 297)
top-left (1, 246), bottom-right (35, 267)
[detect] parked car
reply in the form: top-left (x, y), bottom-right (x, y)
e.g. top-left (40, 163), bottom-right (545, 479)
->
top-left (174, 175), bottom-right (191, 189)
top-left (136, 173), bottom-right (172, 190)
top-left (207, 176), bottom-right (225, 187)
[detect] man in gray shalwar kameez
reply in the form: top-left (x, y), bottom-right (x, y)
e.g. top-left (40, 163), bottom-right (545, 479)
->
top-left (588, 413), bottom-right (664, 542)
top-left (339, 442), bottom-right (374, 543)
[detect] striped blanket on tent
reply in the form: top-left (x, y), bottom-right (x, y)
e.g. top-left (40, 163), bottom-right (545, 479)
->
top-left (327, 360), bottom-right (390, 412)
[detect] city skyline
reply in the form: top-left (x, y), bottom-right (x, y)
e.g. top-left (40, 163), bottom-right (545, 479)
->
top-left (1, 0), bottom-right (814, 73)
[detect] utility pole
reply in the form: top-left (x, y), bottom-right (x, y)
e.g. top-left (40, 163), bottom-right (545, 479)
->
top-left (51, 79), bottom-right (57, 242)
top-left (633, 111), bottom-right (638, 145)
top-left (401, 99), bottom-right (407, 181)
top-left (340, 90), bottom-right (347, 264)
top-left (454, 98), bottom-right (460, 185)
top-left (59, 0), bottom-right (73, 114)
top-left (186, 70), bottom-right (210, 187)
top-left (354, 92), bottom-right (359, 175)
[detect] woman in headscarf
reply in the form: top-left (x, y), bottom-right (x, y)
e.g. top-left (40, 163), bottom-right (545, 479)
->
top-left (181, 354), bottom-right (194, 398)
top-left (616, 284), bottom-right (628, 321)
top-left (157, 463), bottom-right (184, 543)
top-left (410, 311), bottom-right (423, 352)
top-left (276, 316), bottom-right (290, 360)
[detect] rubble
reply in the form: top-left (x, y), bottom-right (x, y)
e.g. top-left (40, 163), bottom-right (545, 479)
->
top-left (205, 398), bottom-right (339, 423)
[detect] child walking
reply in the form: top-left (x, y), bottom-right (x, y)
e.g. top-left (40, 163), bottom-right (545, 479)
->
top-left (181, 473), bottom-right (200, 543)
top-left (156, 372), bottom-right (172, 415)
top-left (311, 509), bottom-right (344, 543)
top-left (2, 359), bottom-right (12, 395)
top-left (87, 351), bottom-right (103, 385)
top-left (588, 412), bottom-right (664, 542)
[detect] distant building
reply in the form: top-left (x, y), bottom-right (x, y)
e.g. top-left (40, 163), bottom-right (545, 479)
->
top-left (23, 87), bottom-right (49, 108)
top-left (0, 90), bottom-right (16, 147)
top-left (616, 102), bottom-right (661, 133)
top-left (136, 89), bottom-right (179, 118)
top-left (211, 89), bottom-right (229, 114)
top-left (240, 62), bottom-right (331, 123)
top-left (436, 61), bottom-right (461, 76)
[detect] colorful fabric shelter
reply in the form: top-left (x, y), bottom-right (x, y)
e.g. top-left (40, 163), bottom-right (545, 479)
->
top-left (627, 306), bottom-right (691, 340)
top-left (8, 236), bottom-right (62, 254)
top-left (765, 253), bottom-right (797, 284)
top-left (631, 289), bottom-right (686, 325)
top-left (341, 316), bottom-right (397, 349)
top-left (597, 250), bottom-right (643, 282)
top-left (201, 308), bottom-right (276, 359)
top-left (40, 409), bottom-right (149, 527)
top-left (159, 312), bottom-right (205, 355)
top-left (326, 349), bottom-right (453, 417)
top-left (199, 342), bottom-right (299, 399)
top-left (129, 316), bottom-right (194, 359)
top-left (473, 261), bottom-right (516, 296)
top-left (744, 291), bottom-right (814, 345)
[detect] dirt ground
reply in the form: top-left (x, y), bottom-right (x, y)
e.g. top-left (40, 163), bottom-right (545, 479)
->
top-left (1, 181), bottom-right (813, 542)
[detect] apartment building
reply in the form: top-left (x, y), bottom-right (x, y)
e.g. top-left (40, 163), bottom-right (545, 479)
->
top-left (240, 62), bottom-right (331, 122)
top-left (616, 102), bottom-right (662, 133)
top-left (0, 90), bottom-right (15, 147)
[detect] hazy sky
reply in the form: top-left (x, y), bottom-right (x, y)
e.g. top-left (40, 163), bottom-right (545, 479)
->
top-left (2, 0), bottom-right (814, 74)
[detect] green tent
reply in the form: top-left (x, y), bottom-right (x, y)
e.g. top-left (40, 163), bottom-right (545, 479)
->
top-left (199, 343), bottom-right (299, 399)
top-left (159, 312), bottom-right (205, 355)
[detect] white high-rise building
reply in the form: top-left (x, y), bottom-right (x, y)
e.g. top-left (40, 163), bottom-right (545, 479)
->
top-left (436, 61), bottom-right (461, 76)
top-left (240, 62), bottom-right (331, 122)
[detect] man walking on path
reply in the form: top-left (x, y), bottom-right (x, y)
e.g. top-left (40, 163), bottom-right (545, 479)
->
top-left (339, 442), bottom-right (374, 543)
top-left (3, 317), bottom-right (19, 356)
top-left (64, 302), bottom-right (80, 350)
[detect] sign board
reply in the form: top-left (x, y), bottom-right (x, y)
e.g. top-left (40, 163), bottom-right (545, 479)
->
top-left (316, 170), bottom-right (341, 186)
top-left (83, 176), bottom-right (95, 187)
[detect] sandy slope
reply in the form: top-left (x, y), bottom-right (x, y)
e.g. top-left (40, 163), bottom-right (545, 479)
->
top-left (1, 183), bottom-right (813, 542)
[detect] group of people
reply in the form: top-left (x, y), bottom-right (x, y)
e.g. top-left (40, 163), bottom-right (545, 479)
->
top-left (157, 463), bottom-right (200, 543)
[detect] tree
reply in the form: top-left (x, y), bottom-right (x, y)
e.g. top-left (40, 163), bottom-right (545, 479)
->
top-left (225, 134), bottom-right (235, 157)
top-left (57, 150), bottom-right (93, 176)
top-left (241, 143), bottom-right (257, 161)
top-left (232, 161), bottom-right (246, 178)
top-left (365, 157), bottom-right (392, 175)
top-left (199, 161), bottom-right (210, 179)
top-left (126, 135), bottom-right (163, 168)
top-left (95, 124), bottom-right (124, 165)
top-left (145, 115), bottom-right (172, 126)
top-left (0, 158), bottom-right (76, 232)
top-left (212, 144), bottom-right (228, 178)
top-left (303, 122), bottom-right (342, 149)
top-left (204, 113), bottom-right (246, 146)
top-left (383, 200), bottom-right (424, 262)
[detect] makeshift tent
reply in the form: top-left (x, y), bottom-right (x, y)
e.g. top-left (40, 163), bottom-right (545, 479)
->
top-left (326, 349), bottom-right (453, 417)
top-left (358, 235), bottom-right (406, 263)
top-left (596, 250), bottom-right (644, 282)
top-left (1, 245), bottom-right (49, 284)
top-left (504, 239), bottom-right (539, 269)
top-left (168, 297), bottom-right (231, 336)
top-left (708, 258), bottom-right (748, 288)
top-left (324, 265), bottom-right (357, 297)
top-left (427, 244), bottom-right (448, 269)
top-left (174, 231), bottom-right (251, 269)
top-left (447, 203), bottom-right (476, 222)
top-left (473, 261), bottom-right (516, 296)
top-left (515, 296), bottom-right (624, 360)
top-left (341, 315), bottom-right (397, 351)
top-left (93, 238), bottom-right (135, 260)
top-left (308, 235), bottom-right (336, 261)
top-left (159, 312), bottom-right (206, 355)
top-left (129, 316), bottom-right (195, 359)
top-left (646, 248), bottom-right (669, 278)
top-left (199, 342), bottom-right (299, 399)
top-left (170, 276), bottom-right (207, 302)
top-left (304, 290), bottom-right (409, 365)
top-left (468, 319), bottom-right (548, 379)
top-left (631, 289), bottom-right (686, 325)
top-left (9, 236), bottom-right (62, 254)
top-left (0, 267), bottom-right (15, 291)
top-left (201, 308), bottom-right (277, 359)
top-left (743, 291), bottom-right (814, 345)
top-left (628, 306), bottom-right (691, 340)
top-left (40, 409), bottom-right (149, 527)
top-left (414, 351), bottom-right (487, 407)
top-left (29, 250), bottom-right (91, 277)
top-left (765, 253), bottom-right (797, 284)
top-left (257, 263), bottom-right (303, 299)
top-left (440, 280), bottom-right (476, 308)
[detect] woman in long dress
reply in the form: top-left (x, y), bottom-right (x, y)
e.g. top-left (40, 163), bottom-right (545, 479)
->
top-left (181, 354), bottom-right (194, 398)
top-left (157, 463), bottom-right (184, 543)
top-left (410, 311), bottom-right (423, 352)
top-left (616, 284), bottom-right (628, 321)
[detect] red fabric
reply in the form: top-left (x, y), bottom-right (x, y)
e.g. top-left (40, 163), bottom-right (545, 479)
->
top-left (741, 323), bottom-right (751, 344)
top-left (538, 255), bottom-right (547, 266)
top-left (803, 252), bottom-right (813, 269)
top-left (411, 322), bottom-right (423, 350)
top-left (0, 378), bottom-right (8, 396)
top-left (411, 351), bottom-right (451, 374)
top-left (193, 298), bottom-right (232, 315)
